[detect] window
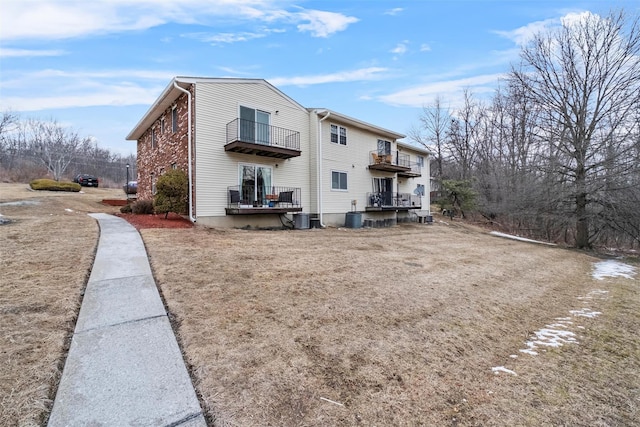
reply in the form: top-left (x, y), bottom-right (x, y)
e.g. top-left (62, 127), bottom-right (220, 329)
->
top-left (330, 124), bottom-right (347, 145)
top-left (417, 155), bottom-right (424, 167)
top-left (331, 171), bottom-right (348, 190)
top-left (377, 139), bottom-right (391, 155)
top-left (372, 177), bottom-right (393, 206)
top-left (151, 128), bottom-right (156, 149)
top-left (171, 163), bottom-right (177, 170)
top-left (240, 106), bottom-right (270, 144)
top-left (161, 117), bottom-right (165, 134)
top-left (171, 106), bottom-right (178, 132)
top-left (151, 173), bottom-right (156, 195)
top-left (239, 164), bottom-right (272, 205)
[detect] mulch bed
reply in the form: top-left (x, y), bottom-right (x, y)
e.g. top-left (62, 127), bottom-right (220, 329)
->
top-left (116, 212), bottom-right (194, 230)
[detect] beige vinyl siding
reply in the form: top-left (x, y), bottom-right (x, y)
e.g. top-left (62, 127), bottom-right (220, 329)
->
top-left (397, 145), bottom-right (431, 210)
top-left (193, 81), bottom-right (311, 217)
top-left (320, 120), bottom-right (395, 214)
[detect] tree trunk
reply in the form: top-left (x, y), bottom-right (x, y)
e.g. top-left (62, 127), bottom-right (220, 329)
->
top-left (575, 166), bottom-right (589, 248)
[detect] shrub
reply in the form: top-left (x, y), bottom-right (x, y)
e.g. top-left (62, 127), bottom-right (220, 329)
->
top-left (132, 199), bottom-right (154, 214)
top-left (30, 179), bottom-right (81, 192)
top-left (154, 169), bottom-right (188, 218)
top-left (439, 180), bottom-right (477, 219)
top-left (119, 204), bottom-right (133, 213)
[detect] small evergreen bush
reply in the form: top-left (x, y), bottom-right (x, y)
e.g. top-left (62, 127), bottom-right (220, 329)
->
top-left (119, 204), bottom-right (133, 213)
top-left (154, 169), bottom-right (188, 218)
top-left (30, 179), bottom-right (81, 192)
top-left (132, 199), bottom-right (154, 214)
top-left (439, 180), bottom-right (477, 219)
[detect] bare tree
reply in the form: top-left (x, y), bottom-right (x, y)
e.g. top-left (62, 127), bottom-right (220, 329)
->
top-left (446, 89), bottom-right (485, 180)
top-left (0, 110), bottom-right (21, 170)
top-left (510, 10), bottom-right (640, 248)
top-left (27, 119), bottom-right (92, 181)
top-left (409, 96), bottom-right (451, 187)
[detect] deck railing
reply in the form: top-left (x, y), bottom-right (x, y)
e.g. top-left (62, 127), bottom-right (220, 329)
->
top-left (226, 119), bottom-right (301, 151)
top-left (366, 192), bottom-right (421, 209)
top-left (227, 185), bottom-right (302, 208)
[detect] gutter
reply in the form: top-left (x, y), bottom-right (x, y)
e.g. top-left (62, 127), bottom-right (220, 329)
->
top-left (316, 110), bottom-right (331, 227)
top-left (173, 80), bottom-right (196, 223)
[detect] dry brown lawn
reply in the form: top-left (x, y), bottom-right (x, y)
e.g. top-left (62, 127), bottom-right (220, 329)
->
top-left (1, 183), bottom-right (638, 426)
top-left (143, 222), bottom-right (639, 426)
top-left (0, 184), bottom-right (122, 426)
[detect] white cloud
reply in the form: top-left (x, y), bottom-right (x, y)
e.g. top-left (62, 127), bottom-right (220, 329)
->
top-left (1, 0), bottom-right (358, 41)
top-left (0, 68), bottom-right (173, 111)
top-left (269, 67), bottom-right (388, 86)
top-left (0, 84), bottom-right (162, 111)
top-left (183, 31), bottom-right (267, 44)
top-left (493, 16), bottom-right (560, 46)
top-left (377, 73), bottom-right (505, 108)
top-left (420, 43), bottom-right (431, 52)
top-left (0, 48), bottom-right (67, 58)
top-left (296, 9), bottom-right (359, 38)
top-left (391, 42), bottom-right (408, 55)
top-left (384, 8), bottom-right (404, 16)
top-left (561, 11), bottom-right (598, 28)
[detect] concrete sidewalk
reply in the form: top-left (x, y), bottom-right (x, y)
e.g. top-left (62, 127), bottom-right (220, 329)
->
top-left (48, 213), bottom-right (206, 426)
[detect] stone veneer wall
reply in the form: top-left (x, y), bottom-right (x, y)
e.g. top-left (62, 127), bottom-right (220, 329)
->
top-left (136, 87), bottom-right (193, 211)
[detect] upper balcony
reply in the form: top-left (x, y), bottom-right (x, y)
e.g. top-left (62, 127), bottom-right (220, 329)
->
top-left (225, 118), bottom-right (301, 159)
top-left (397, 161), bottom-right (422, 178)
top-left (368, 151), bottom-right (412, 174)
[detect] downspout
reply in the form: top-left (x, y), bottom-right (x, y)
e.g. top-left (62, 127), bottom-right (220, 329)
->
top-left (173, 81), bottom-right (196, 223)
top-left (317, 110), bottom-right (331, 227)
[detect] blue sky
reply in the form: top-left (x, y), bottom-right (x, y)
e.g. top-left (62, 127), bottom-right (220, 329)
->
top-left (1, 0), bottom-right (637, 156)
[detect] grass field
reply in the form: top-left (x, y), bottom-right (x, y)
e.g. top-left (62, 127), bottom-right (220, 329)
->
top-left (0, 183), bottom-right (638, 426)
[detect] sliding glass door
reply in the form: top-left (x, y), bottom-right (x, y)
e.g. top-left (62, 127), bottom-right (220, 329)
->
top-left (240, 164), bottom-right (272, 206)
top-left (239, 106), bottom-right (270, 145)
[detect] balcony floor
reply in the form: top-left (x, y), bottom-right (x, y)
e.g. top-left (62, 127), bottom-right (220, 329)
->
top-left (365, 206), bottom-right (420, 212)
top-left (226, 207), bottom-right (303, 215)
top-left (225, 140), bottom-right (301, 159)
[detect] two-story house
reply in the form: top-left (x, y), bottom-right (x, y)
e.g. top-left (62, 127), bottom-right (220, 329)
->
top-left (126, 77), bottom-right (431, 228)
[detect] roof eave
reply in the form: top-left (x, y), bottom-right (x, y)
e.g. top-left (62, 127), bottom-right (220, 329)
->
top-left (126, 78), bottom-right (190, 141)
top-left (311, 108), bottom-right (405, 140)
top-left (396, 140), bottom-right (435, 155)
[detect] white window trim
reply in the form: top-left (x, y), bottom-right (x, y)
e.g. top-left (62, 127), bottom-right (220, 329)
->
top-left (330, 123), bottom-right (347, 146)
top-left (331, 170), bottom-right (348, 191)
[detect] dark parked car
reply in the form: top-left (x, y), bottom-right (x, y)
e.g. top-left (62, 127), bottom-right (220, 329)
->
top-left (74, 174), bottom-right (99, 187)
top-left (123, 181), bottom-right (137, 195)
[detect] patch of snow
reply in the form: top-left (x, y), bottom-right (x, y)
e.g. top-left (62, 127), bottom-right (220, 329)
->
top-left (578, 290), bottom-right (609, 300)
top-left (546, 323), bottom-right (569, 329)
top-left (490, 231), bottom-right (557, 246)
top-left (569, 308), bottom-right (601, 318)
top-left (509, 354), bottom-right (518, 359)
top-left (532, 328), bottom-right (578, 347)
top-left (65, 208), bottom-right (73, 212)
top-left (592, 260), bottom-right (637, 280)
top-left (492, 366), bottom-right (517, 376)
top-left (519, 317), bottom-right (579, 355)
